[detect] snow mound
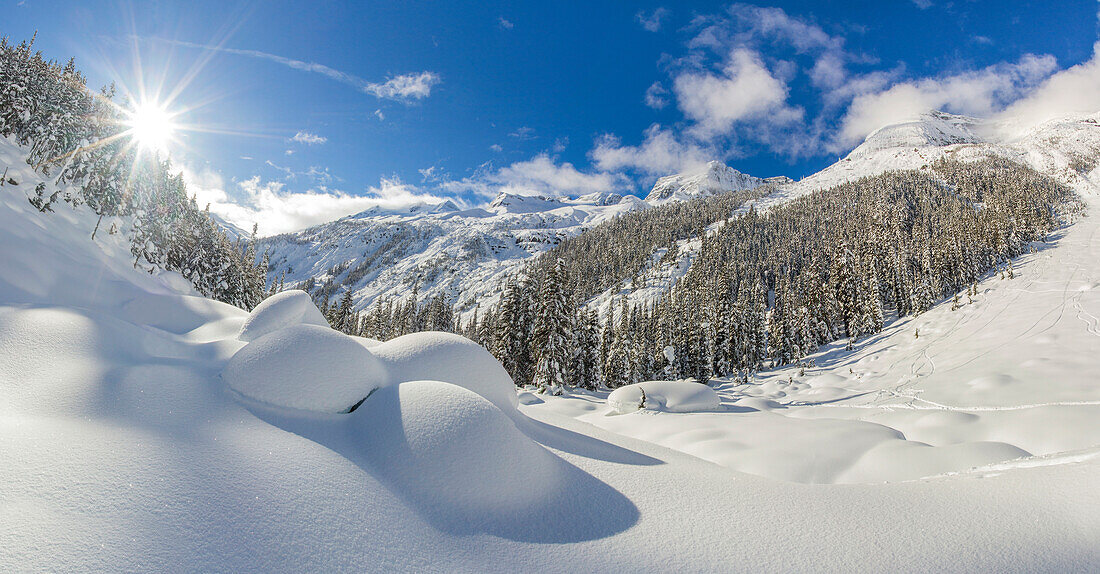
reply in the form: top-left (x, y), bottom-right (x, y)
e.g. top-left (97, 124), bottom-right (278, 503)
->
top-left (224, 324), bottom-right (387, 412)
top-left (836, 440), bottom-right (1032, 483)
top-left (607, 381), bottom-right (721, 414)
top-left (371, 332), bottom-right (519, 412)
top-left (237, 290), bottom-right (328, 342)
top-left (353, 380), bottom-right (561, 514)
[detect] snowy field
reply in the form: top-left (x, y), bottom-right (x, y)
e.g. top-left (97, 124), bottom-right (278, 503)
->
top-left (1, 135), bottom-right (1098, 571)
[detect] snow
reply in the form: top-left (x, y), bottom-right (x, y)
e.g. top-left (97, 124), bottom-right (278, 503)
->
top-left (749, 111), bottom-right (1100, 213)
top-left (646, 160), bottom-right (771, 203)
top-left (528, 171), bottom-right (1100, 487)
top-left (260, 162), bottom-right (761, 320)
top-left (237, 289), bottom-right (329, 342)
top-left (351, 381), bottom-right (563, 523)
top-left (224, 323), bottom-right (388, 413)
top-left (370, 331), bottom-right (520, 412)
top-left (3, 125), bottom-right (1100, 571)
top-left (607, 380), bottom-right (721, 414)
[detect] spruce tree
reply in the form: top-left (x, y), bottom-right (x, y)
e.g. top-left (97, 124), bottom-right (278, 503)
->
top-left (532, 259), bottom-right (572, 394)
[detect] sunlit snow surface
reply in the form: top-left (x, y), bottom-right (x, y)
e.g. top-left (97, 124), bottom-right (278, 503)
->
top-left (1, 131), bottom-right (1099, 571)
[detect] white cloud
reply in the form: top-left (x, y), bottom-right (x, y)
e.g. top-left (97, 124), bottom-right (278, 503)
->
top-left (590, 124), bottom-right (713, 175)
top-left (645, 81), bottom-right (669, 109)
top-left (996, 43), bottom-right (1100, 134)
top-left (365, 71), bottom-right (441, 101)
top-left (419, 165), bottom-right (445, 182)
top-left (598, 3), bottom-right (1098, 165)
top-left (265, 160), bottom-right (294, 178)
top-left (836, 54), bottom-right (1059, 149)
top-left (706, 4), bottom-right (843, 55)
top-left (636, 7), bottom-right (670, 32)
top-left (183, 168), bottom-right (448, 236)
top-left (290, 131), bottom-right (326, 145)
top-left (509, 126), bottom-right (536, 140)
top-left (303, 165), bottom-right (336, 185)
top-left (498, 16), bottom-right (514, 29)
top-left (820, 67), bottom-right (902, 109)
top-left (441, 154), bottom-right (630, 199)
top-left (686, 5), bottom-right (870, 100)
top-left (552, 137), bottom-right (569, 153)
top-left (149, 38), bottom-right (441, 103)
top-left (489, 144), bottom-right (503, 152)
top-left (490, 154), bottom-right (629, 196)
top-left (374, 109), bottom-right (385, 121)
top-left (912, 0), bottom-right (933, 9)
top-left (674, 48), bottom-right (803, 139)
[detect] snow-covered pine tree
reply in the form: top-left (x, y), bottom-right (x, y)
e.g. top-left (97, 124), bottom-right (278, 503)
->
top-left (532, 259), bottom-right (572, 394)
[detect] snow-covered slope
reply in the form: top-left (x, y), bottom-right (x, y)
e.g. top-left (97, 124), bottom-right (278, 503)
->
top-left (755, 110), bottom-right (1100, 210)
top-left (3, 134), bottom-right (1099, 571)
top-left (260, 191), bottom-right (649, 313)
top-left (261, 161), bottom-right (772, 313)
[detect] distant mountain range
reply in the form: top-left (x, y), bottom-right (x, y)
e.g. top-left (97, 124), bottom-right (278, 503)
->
top-left (260, 110), bottom-right (1100, 315)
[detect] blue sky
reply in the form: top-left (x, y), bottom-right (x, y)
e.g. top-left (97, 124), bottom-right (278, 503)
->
top-left (6, 1), bottom-right (1100, 234)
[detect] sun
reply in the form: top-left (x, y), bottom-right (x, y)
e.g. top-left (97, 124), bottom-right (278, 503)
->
top-left (126, 101), bottom-right (177, 153)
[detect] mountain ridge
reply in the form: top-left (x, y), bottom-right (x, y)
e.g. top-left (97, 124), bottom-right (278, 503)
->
top-left (261, 109), bottom-right (1100, 317)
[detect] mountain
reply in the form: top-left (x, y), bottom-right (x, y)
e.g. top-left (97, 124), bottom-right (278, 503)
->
top-left (209, 211), bottom-right (252, 242)
top-left (264, 110), bottom-right (1100, 320)
top-left (743, 110), bottom-right (1100, 214)
top-left (260, 161), bottom-right (774, 313)
top-left (849, 110), bottom-right (983, 157)
top-left (645, 160), bottom-right (787, 203)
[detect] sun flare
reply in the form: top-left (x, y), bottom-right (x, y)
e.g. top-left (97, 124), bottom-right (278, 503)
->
top-left (126, 101), bottom-right (177, 152)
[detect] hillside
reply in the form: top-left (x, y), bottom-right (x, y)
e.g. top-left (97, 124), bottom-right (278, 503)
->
top-left (530, 182), bottom-right (1100, 484)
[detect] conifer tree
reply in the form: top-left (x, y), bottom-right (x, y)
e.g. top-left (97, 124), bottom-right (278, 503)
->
top-left (532, 259), bottom-right (572, 394)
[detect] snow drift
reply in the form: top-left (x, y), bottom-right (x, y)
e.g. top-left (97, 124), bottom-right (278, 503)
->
top-left (352, 381), bottom-right (563, 515)
top-left (370, 331), bottom-right (520, 412)
top-left (607, 381), bottom-right (722, 414)
top-left (237, 289), bottom-right (329, 342)
top-left (224, 324), bottom-right (388, 413)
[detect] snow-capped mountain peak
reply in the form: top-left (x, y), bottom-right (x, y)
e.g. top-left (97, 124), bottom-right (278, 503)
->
top-left (488, 191), bottom-right (570, 214)
top-left (847, 110), bottom-right (984, 159)
top-left (645, 160), bottom-right (772, 203)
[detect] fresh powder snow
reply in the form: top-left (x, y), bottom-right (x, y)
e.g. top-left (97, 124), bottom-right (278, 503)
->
top-left (2, 117), bottom-right (1099, 573)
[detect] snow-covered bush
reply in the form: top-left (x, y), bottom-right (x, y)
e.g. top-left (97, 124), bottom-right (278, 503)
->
top-left (371, 332), bottom-right (518, 412)
top-left (224, 324), bottom-right (388, 412)
top-left (607, 381), bottom-right (720, 414)
top-left (238, 290), bottom-right (328, 342)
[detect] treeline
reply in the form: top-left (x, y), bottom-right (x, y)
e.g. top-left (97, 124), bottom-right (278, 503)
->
top-left (0, 35), bottom-right (267, 309)
top-left (311, 285), bottom-right (457, 340)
